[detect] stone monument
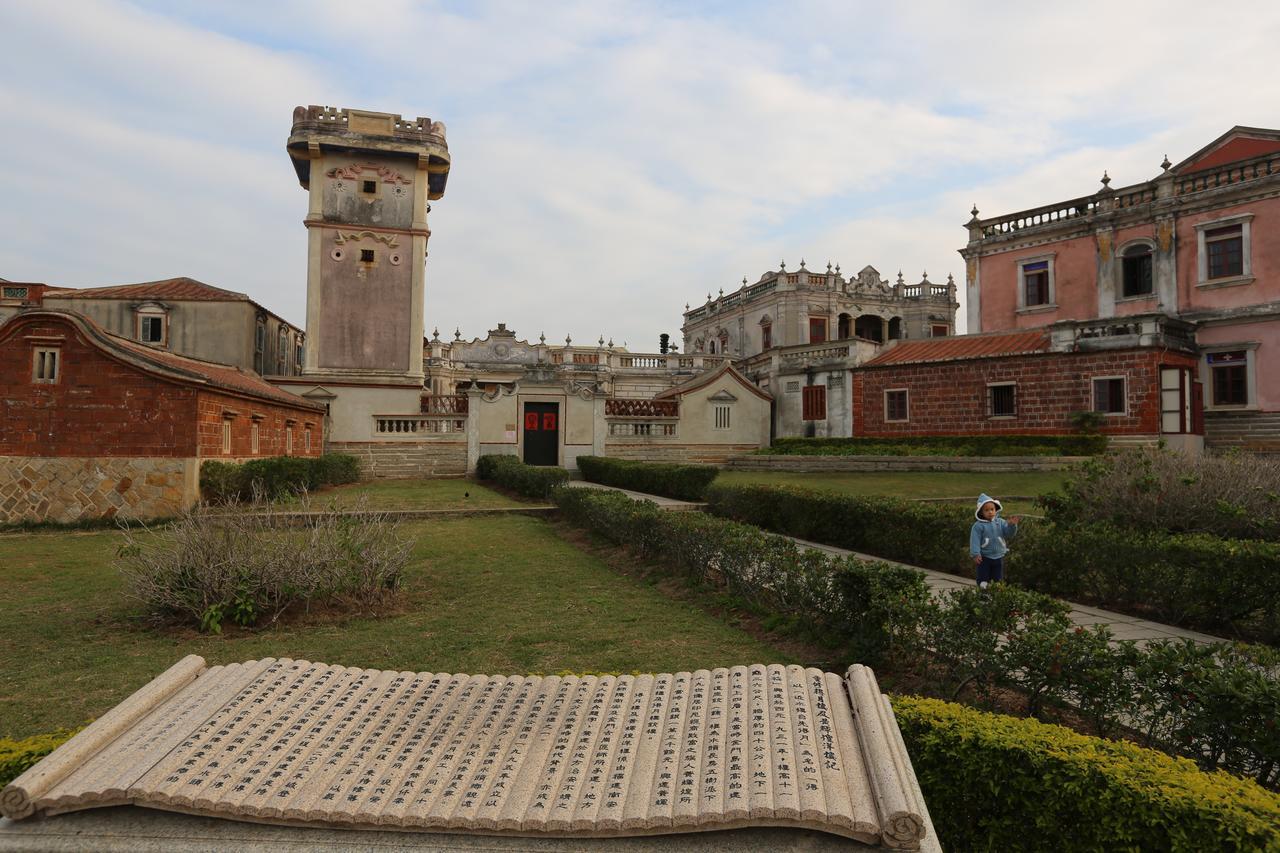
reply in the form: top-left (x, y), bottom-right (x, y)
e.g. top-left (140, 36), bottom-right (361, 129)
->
top-left (1, 657), bottom-right (938, 851)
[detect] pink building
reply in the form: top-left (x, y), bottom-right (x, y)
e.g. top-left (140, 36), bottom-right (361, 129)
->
top-left (961, 127), bottom-right (1280, 451)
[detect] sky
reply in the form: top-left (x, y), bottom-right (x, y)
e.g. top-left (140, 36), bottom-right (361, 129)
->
top-left (2, 1), bottom-right (1279, 349)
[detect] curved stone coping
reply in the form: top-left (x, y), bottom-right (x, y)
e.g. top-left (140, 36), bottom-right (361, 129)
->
top-left (1, 658), bottom-right (933, 851)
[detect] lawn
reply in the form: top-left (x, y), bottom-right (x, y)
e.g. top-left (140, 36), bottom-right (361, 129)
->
top-left (715, 470), bottom-right (1069, 516)
top-left (284, 477), bottom-right (526, 510)
top-left (0, 516), bottom-right (790, 739)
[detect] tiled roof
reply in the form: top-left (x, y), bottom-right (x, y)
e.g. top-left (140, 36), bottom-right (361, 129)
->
top-left (863, 329), bottom-right (1050, 367)
top-left (654, 363), bottom-right (772, 401)
top-left (43, 277), bottom-right (250, 302)
top-left (13, 310), bottom-right (322, 412)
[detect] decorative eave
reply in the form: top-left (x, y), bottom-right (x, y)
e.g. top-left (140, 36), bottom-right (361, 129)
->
top-left (654, 363), bottom-right (772, 402)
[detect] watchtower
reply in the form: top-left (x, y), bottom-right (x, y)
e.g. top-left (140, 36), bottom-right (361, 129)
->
top-left (286, 106), bottom-right (450, 382)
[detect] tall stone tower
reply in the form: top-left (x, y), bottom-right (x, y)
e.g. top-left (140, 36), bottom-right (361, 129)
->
top-left (285, 105), bottom-right (450, 441)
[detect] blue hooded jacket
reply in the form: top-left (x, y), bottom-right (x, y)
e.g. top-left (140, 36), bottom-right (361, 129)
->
top-left (970, 493), bottom-right (1017, 559)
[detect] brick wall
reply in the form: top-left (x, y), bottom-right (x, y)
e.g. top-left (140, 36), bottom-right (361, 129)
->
top-left (854, 349), bottom-right (1199, 437)
top-left (197, 391), bottom-right (323, 460)
top-left (0, 318), bottom-right (199, 457)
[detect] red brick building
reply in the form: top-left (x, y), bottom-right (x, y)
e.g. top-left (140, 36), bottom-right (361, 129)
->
top-left (853, 316), bottom-right (1201, 448)
top-left (0, 310), bottom-right (325, 523)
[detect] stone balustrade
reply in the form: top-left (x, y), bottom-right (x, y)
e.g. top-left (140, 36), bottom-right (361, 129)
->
top-left (373, 415), bottom-right (466, 436)
top-left (1175, 150), bottom-right (1280, 196)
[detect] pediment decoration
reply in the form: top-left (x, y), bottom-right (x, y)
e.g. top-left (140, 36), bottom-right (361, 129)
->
top-left (334, 231), bottom-right (400, 248)
top-left (708, 389), bottom-right (738, 402)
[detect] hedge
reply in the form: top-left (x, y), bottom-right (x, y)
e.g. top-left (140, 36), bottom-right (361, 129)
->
top-left (706, 482), bottom-right (1280, 644)
top-left (200, 454), bottom-right (360, 503)
top-left (475, 454), bottom-right (569, 500)
top-left (0, 729), bottom-right (79, 788)
top-left (575, 456), bottom-right (719, 501)
top-left (557, 486), bottom-right (1280, 788)
top-left (893, 696), bottom-right (1280, 852)
top-left (763, 434), bottom-right (1108, 457)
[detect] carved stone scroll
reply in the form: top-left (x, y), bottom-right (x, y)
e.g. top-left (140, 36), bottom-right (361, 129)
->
top-left (2, 658), bottom-right (934, 850)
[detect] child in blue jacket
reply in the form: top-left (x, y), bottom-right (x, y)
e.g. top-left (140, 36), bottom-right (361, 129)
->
top-left (970, 493), bottom-right (1021, 589)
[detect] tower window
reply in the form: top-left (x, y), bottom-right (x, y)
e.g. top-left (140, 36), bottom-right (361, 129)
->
top-left (33, 348), bottom-right (60, 383)
top-left (362, 180), bottom-right (377, 194)
top-left (360, 249), bottom-right (375, 263)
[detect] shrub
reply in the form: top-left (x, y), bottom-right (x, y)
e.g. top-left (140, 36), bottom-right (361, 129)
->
top-left (1012, 522), bottom-right (1280, 644)
top-left (0, 729), bottom-right (80, 788)
top-left (116, 500), bottom-right (412, 632)
top-left (575, 456), bottom-right (719, 501)
top-left (552, 486), bottom-right (931, 667)
top-left (1040, 448), bottom-right (1280, 540)
top-left (761, 434), bottom-right (1107, 457)
top-left (892, 695), bottom-right (1280, 852)
top-left (705, 482), bottom-right (971, 572)
top-left (475, 454), bottom-right (569, 500)
top-left (199, 454), bottom-right (361, 504)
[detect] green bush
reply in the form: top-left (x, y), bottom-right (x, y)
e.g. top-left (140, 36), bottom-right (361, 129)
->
top-left (475, 454), bottom-right (569, 500)
top-left (762, 434), bottom-right (1107, 457)
top-left (705, 482), bottom-right (971, 572)
top-left (1013, 523), bottom-right (1280, 644)
top-left (199, 454), bottom-right (361, 503)
top-left (0, 729), bottom-right (79, 787)
top-left (892, 695), bottom-right (1280, 852)
top-left (575, 456), bottom-right (719, 501)
top-left (552, 485), bottom-right (930, 667)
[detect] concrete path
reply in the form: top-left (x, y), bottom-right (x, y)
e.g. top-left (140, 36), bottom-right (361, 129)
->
top-left (563, 481), bottom-right (1226, 647)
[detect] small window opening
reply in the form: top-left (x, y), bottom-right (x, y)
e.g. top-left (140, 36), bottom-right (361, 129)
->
top-left (360, 249), bottom-right (375, 263)
top-left (989, 384), bottom-right (1016, 417)
top-left (362, 179), bottom-right (377, 194)
top-left (1092, 378), bottom-right (1126, 414)
top-left (33, 348), bottom-right (60, 383)
top-left (1121, 245), bottom-right (1154, 297)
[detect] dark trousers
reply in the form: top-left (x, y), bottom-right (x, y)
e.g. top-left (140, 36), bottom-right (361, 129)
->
top-left (976, 556), bottom-right (1004, 585)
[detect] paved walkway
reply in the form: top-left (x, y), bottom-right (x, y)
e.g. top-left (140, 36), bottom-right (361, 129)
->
top-left (563, 481), bottom-right (1225, 646)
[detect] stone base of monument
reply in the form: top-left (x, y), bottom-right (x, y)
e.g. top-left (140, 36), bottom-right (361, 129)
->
top-left (1, 658), bottom-right (940, 852)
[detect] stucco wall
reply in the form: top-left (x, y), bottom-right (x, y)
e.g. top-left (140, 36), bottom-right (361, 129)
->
top-left (0, 456), bottom-right (198, 524)
top-left (672, 374), bottom-right (770, 447)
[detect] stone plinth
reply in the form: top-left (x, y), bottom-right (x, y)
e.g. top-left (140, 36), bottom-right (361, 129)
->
top-left (1, 658), bottom-right (937, 851)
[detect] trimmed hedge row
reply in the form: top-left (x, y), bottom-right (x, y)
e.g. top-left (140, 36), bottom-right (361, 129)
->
top-left (0, 729), bottom-right (79, 788)
top-left (893, 696), bottom-right (1280, 852)
top-left (555, 486), bottom-right (1280, 790)
top-left (200, 454), bottom-right (360, 503)
top-left (764, 434), bottom-right (1108, 457)
top-left (705, 482), bottom-right (1280, 644)
top-left (475, 454), bottom-right (569, 499)
top-left (575, 456), bottom-right (719, 501)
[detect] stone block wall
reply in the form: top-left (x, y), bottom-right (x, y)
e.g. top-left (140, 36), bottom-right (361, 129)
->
top-left (602, 441), bottom-right (761, 465)
top-left (327, 441), bottom-right (467, 479)
top-left (0, 456), bottom-right (198, 524)
top-left (723, 454), bottom-right (1085, 473)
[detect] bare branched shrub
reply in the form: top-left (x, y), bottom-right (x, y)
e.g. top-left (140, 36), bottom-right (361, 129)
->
top-left (116, 496), bottom-right (413, 632)
top-left (1042, 448), bottom-right (1280, 540)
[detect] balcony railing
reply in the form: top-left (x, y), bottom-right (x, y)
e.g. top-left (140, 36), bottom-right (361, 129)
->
top-left (1175, 151), bottom-right (1280, 196)
top-left (374, 415), bottom-right (465, 436)
top-left (605, 398), bottom-right (679, 417)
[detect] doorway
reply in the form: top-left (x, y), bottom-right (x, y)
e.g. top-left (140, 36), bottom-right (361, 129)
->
top-left (522, 402), bottom-right (560, 466)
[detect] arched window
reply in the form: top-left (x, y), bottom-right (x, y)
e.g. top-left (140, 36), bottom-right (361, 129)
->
top-left (1121, 243), bottom-right (1154, 297)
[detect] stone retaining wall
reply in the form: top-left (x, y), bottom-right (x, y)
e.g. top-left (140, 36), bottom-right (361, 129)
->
top-left (327, 441), bottom-right (467, 479)
top-left (603, 442), bottom-right (762, 465)
top-left (0, 456), bottom-right (198, 524)
top-left (724, 454), bottom-right (1087, 473)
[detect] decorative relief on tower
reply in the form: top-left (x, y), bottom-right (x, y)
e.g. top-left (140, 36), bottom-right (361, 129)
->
top-left (325, 163), bottom-right (413, 185)
top-left (1096, 232), bottom-right (1112, 261)
top-left (966, 258), bottom-right (977, 284)
top-left (1158, 220), bottom-right (1173, 253)
top-left (334, 231), bottom-right (400, 247)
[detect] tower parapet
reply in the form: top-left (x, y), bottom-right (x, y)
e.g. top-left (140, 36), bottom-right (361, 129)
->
top-left (287, 105), bottom-right (450, 197)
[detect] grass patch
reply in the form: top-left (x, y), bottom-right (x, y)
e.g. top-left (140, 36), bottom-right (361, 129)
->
top-left (0, 516), bottom-right (789, 739)
top-left (716, 470), bottom-right (1068, 516)
top-left (282, 478), bottom-right (526, 510)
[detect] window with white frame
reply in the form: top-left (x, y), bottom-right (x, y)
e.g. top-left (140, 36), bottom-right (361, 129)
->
top-left (250, 419), bottom-right (261, 454)
top-left (885, 388), bottom-right (909, 422)
top-left (221, 418), bottom-right (233, 454)
top-left (304, 425), bottom-right (313, 453)
top-left (32, 348), bottom-right (60, 383)
top-left (988, 382), bottom-right (1016, 418)
top-left (1017, 255), bottom-right (1055, 309)
top-left (1195, 214), bottom-right (1252, 284)
top-left (1091, 376), bottom-right (1127, 415)
top-left (285, 422), bottom-right (295, 455)
top-left (714, 405), bottom-right (731, 430)
top-left (137, 313), bottom-right (166, 344)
